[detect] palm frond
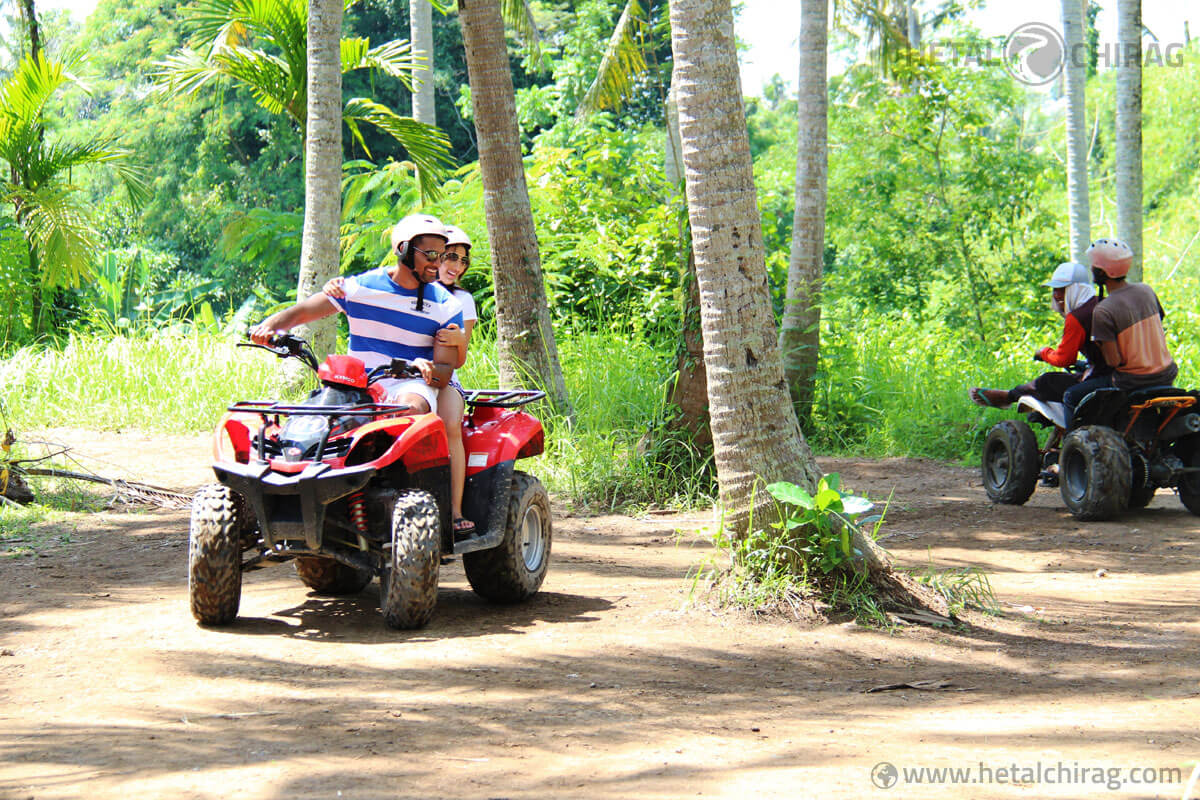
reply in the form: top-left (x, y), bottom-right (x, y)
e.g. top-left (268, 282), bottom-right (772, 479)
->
top-left (498, 0), bottom-right (543, 62)
top-left (213, 45), bottom-right (299, 121)
top-left (0, 52), bottom-right (83, 127)
top-left (342, 98), bottom-right (453, 201)
top-left (11, 185), bottom-right (101, 289)
top-left (342, 38), bottom-right (422, 88)
top-left (150, 48), bottom-right (225, 97)
top-left (576, 0), bottom-right (651, 119)
top-left (183, 0), bottom-right (308, 88)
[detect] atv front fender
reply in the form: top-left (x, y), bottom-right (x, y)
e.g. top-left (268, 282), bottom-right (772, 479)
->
top-left (213, 461), bottom-right (376, 550)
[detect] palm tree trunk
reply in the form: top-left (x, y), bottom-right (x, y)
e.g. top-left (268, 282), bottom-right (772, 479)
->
top-left (294, 0), bottom-right (343, 361)
top-left (667, 0), bottom-right (821, 536)
top-left (906, 0), bottom-right (920, 49)
top-left (410, 0), bottom-right (436, 124)
top-left (666, 248), bottom-right (711, 446)
top-left (1062, 0), bottom-right (1091, 262)
top-left (1116, 0), bottom-right (1143, 281)
top-left (664, 66), bottom-right (683, 186)
top-left (459, 0), bottom-right (571, 414)
top-left (780, 0), bottom-right (827, 421)
top-left (18, 0), bottom-right (41, 61)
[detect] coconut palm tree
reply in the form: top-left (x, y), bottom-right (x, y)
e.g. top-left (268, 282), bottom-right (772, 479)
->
top-left (666, 0), bottom-right (822, 534)
top-left (291, 0), bottom-right (344, 361)
top-left (153, 0), bottom-right (452, 199)
top-left (0, 52), bottom-right (148, 335)
top-left (780, 0), bottom-right (828, 422)
top-left (458, 0), bottom-right (571, 413)
top-left (1062, 0), bottom-right (1091, 262)
top-left (410, 0), bottom-right (436, 125)
top-left (154, 0), bottom-right (454, 358)
top-left (1115, 0), bottom-right (1142, 281)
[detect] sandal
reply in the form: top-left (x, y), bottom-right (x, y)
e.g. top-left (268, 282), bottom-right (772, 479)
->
top-left (969, 387), bottom-right (1011, 409)
top-left (452, 516), bottom-right (476, 537)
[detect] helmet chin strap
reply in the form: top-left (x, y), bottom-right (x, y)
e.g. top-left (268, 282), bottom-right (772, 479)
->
top-left (401, 255), bottom-right (429, 312)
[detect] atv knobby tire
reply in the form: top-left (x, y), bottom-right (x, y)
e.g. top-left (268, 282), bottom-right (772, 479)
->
top-left (1059, 426), bottom-right (1131, 521)
top-left (982, 420), bottom-right (1039, 505)
top-left (379, 490), bottom-right (441, 629)
top-left (189, 484), bottom-right (244, 625)
top-left (295, 557), bottom-right (373, 595)
top-left (463, 472), bottom-right (551, 603)
top-left (1177, 435), bottom-right (1200, 516)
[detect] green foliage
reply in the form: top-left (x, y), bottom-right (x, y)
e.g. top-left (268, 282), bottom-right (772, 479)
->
top-left (152, 0), bottom-right (452, 198)
top-left (525, 118), bottom-right (685, 337)
top-left (766, 475), bottom-right (876, 575)
top-left (0, 51), bottom-right (147, 299)
top-left (695, 475), bottom-right (887, 622)
top-left (510, 0), bottom-right (670, 135)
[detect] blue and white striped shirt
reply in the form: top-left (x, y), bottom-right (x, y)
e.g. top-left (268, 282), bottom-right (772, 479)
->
top-left (327, 268), bottom-right (463, 369)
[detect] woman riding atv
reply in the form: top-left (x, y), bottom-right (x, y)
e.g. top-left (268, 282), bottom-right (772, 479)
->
top-left (969, 261), bottom-right (1112, 409)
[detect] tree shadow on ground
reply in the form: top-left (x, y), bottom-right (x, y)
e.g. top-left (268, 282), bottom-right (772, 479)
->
top-left (228, 587), bottom-right (614, 643)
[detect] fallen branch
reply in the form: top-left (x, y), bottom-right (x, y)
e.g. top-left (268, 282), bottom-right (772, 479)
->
top-left (23, 467), bottom-right (193, 509)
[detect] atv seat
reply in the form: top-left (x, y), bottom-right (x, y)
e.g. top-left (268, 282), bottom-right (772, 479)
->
top-left (1127, 385), bottom-right (1189, 405)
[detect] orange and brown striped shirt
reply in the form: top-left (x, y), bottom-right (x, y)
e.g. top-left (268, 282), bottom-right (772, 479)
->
top-left (1091, 283), bottom-right (1178, 389)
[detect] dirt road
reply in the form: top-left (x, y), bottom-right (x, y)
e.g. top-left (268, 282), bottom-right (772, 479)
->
top-left (1, 431), bottom-right (1198, 799)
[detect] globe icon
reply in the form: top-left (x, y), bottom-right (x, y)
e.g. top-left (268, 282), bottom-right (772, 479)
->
top-left (872, 761), bottom-right (899, 789)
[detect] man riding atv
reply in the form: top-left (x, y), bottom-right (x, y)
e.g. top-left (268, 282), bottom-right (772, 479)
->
top-left (1062, 238), bottom-right (1178, 428)
top-left (193, 213), bottom-right (553, 629)
top-left (249, 214), bottom-right (465, 414)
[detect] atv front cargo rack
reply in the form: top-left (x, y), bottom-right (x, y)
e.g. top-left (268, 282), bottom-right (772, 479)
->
top-left (228, 401), bottom-right (414, 417)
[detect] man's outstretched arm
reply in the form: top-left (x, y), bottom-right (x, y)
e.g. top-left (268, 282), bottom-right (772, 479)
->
top-left (249, 293), bottom-right (339, 344)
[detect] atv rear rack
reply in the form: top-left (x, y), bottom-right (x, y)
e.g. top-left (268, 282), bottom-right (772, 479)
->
top-left (463, 389), bottom-right (546, 408)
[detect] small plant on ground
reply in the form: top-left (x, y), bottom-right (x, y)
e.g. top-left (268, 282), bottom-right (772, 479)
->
top-left (695, 474), bottom-right (890, 623)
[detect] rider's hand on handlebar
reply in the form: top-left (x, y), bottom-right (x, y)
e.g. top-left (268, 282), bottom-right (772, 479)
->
top-left (1032, 349), bottom-right (1045, 363)
top-left (322, 276), bottom-right (347, 300)
top-left (411, 358), bottom-right (434, 384)
top-left (248, 321), bottom-right (282, 346)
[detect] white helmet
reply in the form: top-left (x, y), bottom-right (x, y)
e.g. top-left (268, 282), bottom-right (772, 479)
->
top-left (443, 224), bottom-right (472, 251)
top-left (390, 213), bottom-right (447, 263)
top-left (1043, 261), bottom-right (1091, 288)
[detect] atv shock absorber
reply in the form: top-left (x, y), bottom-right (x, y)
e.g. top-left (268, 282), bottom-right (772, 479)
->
top-left (347, 490), bottom-right (369, 551)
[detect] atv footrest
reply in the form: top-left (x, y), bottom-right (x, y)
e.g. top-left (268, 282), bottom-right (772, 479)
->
top-left (452, 529), bottom-right (502, 554)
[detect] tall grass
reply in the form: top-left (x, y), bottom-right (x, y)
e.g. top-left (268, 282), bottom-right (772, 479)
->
top-left (0, 329), bottom-right (289, 431)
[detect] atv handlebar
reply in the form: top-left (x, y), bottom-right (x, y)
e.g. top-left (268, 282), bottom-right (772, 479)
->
top-left (242, 334), bottom-right (429, 385)
top-left (239, 333), bottom-right (321, 372)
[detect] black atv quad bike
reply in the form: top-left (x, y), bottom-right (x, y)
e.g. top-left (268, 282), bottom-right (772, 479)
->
top-left (982, 383), bottom-right (1200, 520)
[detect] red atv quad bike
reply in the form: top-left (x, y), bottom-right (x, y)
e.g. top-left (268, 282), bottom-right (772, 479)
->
top-left (188, 334), bottom-right (551, 630)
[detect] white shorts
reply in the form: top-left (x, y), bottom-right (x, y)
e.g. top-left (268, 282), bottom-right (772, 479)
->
top-left (376, 377), bottom-right (437, 413)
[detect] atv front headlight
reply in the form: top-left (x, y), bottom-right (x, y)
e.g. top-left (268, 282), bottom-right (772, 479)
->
top-left (279, 415), bottom-right (331, 460)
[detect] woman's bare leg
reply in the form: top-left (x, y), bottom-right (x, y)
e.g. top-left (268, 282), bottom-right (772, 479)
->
top-left (437, 387), bottom-right (468, 526)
